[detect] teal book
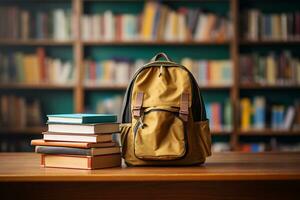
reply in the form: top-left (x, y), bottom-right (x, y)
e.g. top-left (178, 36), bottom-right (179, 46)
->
top-left (47, 114), bottom-right (117, 124)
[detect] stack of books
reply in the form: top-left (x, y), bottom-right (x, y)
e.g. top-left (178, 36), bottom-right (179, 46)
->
top-left (31, 114), bottom-right (121, 169)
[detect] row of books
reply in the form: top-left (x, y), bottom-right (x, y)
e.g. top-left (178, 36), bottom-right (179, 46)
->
top-left (240, 139), bottom-right (300, 153)
top-left (0, 139), bottom-right (33, 152)
top-left (205, 99), bottom-right (232, 132)
top-left (240, 51), bottom-right (300, 85)
top-left (240, 96), bottom-right (300, 131)
top-left (85, 58), bottom-right (232, 86)
top-left (182, 58), bottom-right (232, 86)
top-left (0, 7), bottom-right (72, 40)
top-left (81, 1), bottom-right (232, 42)
top-left (212, 141), bottom-right (300, 153)
top-left (31, 114), bottom-right (121, 169)
top-left (0, 48), bottom-right (74, 84)
top-left (243, 10), bottom-right (300, 41)
top-left (0, 95), bottom-right (42, 128)
top-left (96, 96), bottom-right (123, 121)
top-left (84, 59), bottom-right (145, 85)
top-left (212, 142), bottom-right (231, 152)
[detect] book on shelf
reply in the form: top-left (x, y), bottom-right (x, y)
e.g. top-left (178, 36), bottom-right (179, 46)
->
top-left (205, 99), bottom-right (233, 132)
top-left (0, 6), bottom-right (72, 40)
top-left (1, 139), bottom-right (33, 152)
top-left (212, 142), bottom-right (230, 153)
top-left (240, 97), bottom-right (300, 131)
top-left (84, 58), bottom-right (144, 86)
top-left (240, 143), bottom-right (266, 153)
top-left (41, 154), bottom-right (121, 169)
top-left (240, 51), bottom-right (300, 86)
top-left (81, 1), bottom-right (232, 42)
top-left (0, 95), bottom-right (42, 128)
top-left (84, 58), bottom-right (232, 87)
top-left (242, 9), bottom-right (300, 41)
top-left (47, 113), bottom-right (117, 124)
top-left (0, 48), bottom-right (74, 85)
top-left (182, 58), bottom-right (232, 86)
top-left (240, 138), bottom-right (300, 153)
top-left (93, 95), bottom-right (124, 121)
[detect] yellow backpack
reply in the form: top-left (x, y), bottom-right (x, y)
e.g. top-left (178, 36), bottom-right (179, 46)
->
top-left (120, 53), bottom-right (211, 166)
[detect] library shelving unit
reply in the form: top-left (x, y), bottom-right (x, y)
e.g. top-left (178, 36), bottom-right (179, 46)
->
top-left (0, 0), bottom-right (300, 152)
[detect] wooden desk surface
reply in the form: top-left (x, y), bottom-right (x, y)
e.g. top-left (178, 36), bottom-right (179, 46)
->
top-left (1, 152), bottom-right (300, 182)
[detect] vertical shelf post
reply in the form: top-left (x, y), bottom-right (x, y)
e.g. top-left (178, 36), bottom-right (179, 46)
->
top-left (230, 0), bottom-right (240, 150)
top-left (73, 0), bottom-right (84, 112)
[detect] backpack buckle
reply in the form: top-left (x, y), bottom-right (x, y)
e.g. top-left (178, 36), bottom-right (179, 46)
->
top-left (133, 92), bottom-right (144, 117)
top-left (179, 93), bottom-right (189, 122)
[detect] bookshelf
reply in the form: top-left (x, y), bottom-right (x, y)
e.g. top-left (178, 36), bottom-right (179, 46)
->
top-left (0, 0), bottom-right (299, 152)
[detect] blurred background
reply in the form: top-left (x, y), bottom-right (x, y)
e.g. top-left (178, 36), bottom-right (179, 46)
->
top-left (0, 0), bottom-right (299, 153)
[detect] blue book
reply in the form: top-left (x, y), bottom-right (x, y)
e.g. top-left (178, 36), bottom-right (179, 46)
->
top-left (47, 114), bottom-right (117, 124)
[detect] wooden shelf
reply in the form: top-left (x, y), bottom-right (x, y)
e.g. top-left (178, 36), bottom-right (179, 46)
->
top-left (0, 83), bottom-right (74, 90)
top-left (211, 130), bottom-right (232, 135)
top-left (238, 129), bottom-right (300, 136)
top-left (0, 127), bottom-right (46, 135)
top-left (83, 40), bottom-right (230, 46)
top-left (0, 39), bottom-right (74, 46)
top-left (240, 39), bottom-right (300, 45)
top-left (239, 84), bottom-right (300, 90)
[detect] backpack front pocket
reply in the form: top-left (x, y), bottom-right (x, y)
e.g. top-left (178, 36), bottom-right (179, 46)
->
top-left (133, 107), bottom-right (187, 160)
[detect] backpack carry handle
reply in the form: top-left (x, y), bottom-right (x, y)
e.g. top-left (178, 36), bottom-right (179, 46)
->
top-left (151, 52), bottom-right (171, 62)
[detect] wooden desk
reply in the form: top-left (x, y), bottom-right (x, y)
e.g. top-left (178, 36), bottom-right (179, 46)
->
top-left (0, 152), bottom-right (299, 200)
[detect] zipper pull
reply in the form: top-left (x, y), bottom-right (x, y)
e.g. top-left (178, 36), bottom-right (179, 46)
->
top-left (159, 65), bottom-right (163, 77)
top-left (138, 114), bottom-right (145, 129)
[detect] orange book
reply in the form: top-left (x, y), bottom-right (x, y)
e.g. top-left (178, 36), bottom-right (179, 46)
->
top-left (37, 48), bottom-right (46, 82)
top-left (41, 154), bottom-right (121, 169)
top-left (115, 15), bottom-right (122, 41)
top-left (31, 139), bottom-right (116, 149)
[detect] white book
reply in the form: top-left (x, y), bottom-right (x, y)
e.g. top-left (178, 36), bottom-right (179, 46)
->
top-left (178, 13), bottom-right (186, 42)
top-left (195, 13), bottom-right (208, 41)
top-left (164, 11), bottom-right (176, 41)
top-left (198, 61), bottom-right (208, 86)
top-left (48, 123), bottom-right (120, 134)
top-left (281, 14), bottom-right (288, 41)
top-left (43, 133), bottom-right (113, 143)
top-left (104, 10), bottom-right (115, 41)
top-left (53, 9), bottom-right (67, 40)
top-left (93, 15), bottom-right (102, 40)
top-left (283, 106), bottom-right (296, 130)
top-left (52, 59), bottom-right (62, 84)
top-left (81, 15), bottom-right (90, 41)
top-left (61, 62), bottom-right (73, 83)
top-left (115, 62), bottom-right (130, 84)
